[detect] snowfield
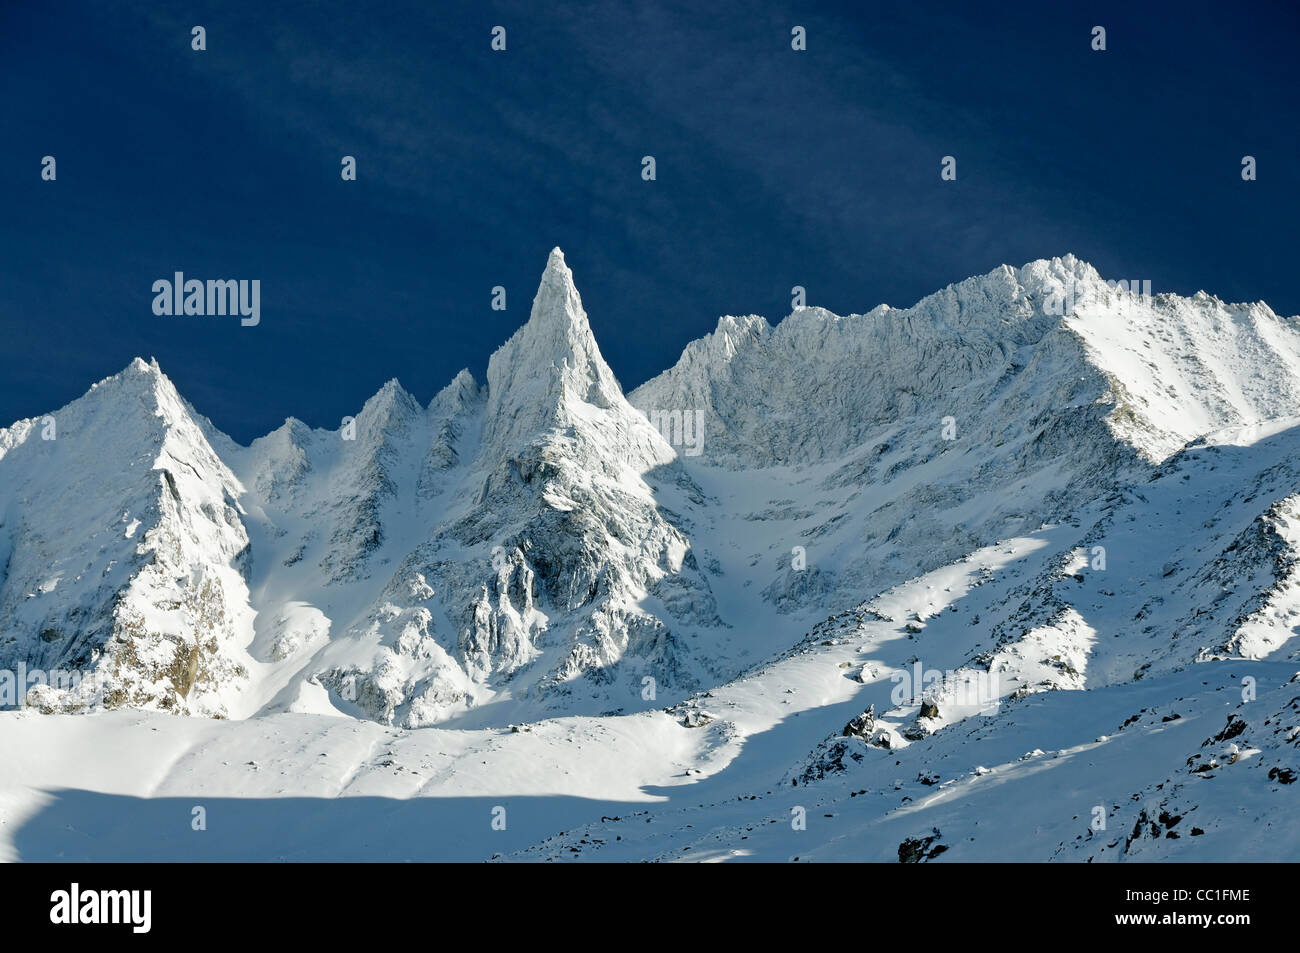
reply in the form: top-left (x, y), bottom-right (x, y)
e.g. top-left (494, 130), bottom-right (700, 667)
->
top-left (1, 249), bottom-right (1298, 862)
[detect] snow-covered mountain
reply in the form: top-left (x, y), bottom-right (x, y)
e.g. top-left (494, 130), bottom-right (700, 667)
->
top-left (3, 249), bottom-right (1299, 862)
top-left (0, 359), bottom-right (254, 717)
top-left (221, 248), bottom-right (723, 727)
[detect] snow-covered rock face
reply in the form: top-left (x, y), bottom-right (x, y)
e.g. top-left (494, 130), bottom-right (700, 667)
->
top-left (630, 255), bottom-right (1300, 619)
top-left (632, 255), bottom-right (1300, 468)
top-left (482, 248), bottom-right (629, 451)
top-left (288, 249), bottom-right (721, 726)
top-left (0, 359), bottom-right (254, 716)
top-left (5, 250), bottom-right (1300, 738)
top-left (200, 249), bottom-right (720, 728)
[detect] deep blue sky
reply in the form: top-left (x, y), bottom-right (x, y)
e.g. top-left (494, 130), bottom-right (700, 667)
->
top-left (3, 0), bottom-right (1297, 443)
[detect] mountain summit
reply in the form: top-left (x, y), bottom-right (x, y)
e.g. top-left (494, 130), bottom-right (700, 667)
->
top-left (484, 247), bottom-right (625, 451)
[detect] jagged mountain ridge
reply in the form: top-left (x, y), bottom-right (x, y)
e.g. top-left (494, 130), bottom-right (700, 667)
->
top-left (631, 255), bottom-right (1300, 635)
top-left (3, 249), bottom-right (1300, 731)
top-left (631, 255), bottom-right (1300, 466)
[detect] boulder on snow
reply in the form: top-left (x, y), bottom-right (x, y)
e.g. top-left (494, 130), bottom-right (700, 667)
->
top-left (843, 705), bottom-right (875, 739)
top-left (898, 828), bottom-right (948, 863)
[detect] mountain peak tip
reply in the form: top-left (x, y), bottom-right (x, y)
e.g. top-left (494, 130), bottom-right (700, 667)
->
top-left (542, 247), bottom-right (573, 287)
top-left (127, 356), bottom-right (163, 376)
